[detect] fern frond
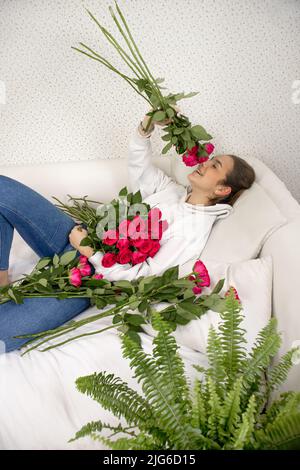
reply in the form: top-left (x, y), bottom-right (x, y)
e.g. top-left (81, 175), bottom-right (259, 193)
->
top-left (206, 377), bottom-right (222, 441)
top-left (206, 326), bottom-right (226, 397)
top-left (68, 420), bottom-right (125, 443)
top-left (231, 394), bottom-right (256, 449)
top-left (267, 347), bottom-right (299, 394)
top-left (264, 392), bottom-right (300, 427)
top-left (218, 291), bottom-right (247, 387)
top-left (241, 318), bottom-right (281, 401)
top-left (254, 412), bottom-right (300, 450)
top-left (151, 310), bottom-right (192, 416)
top-left (75, 372), bottom-right (155, 430)
top-left (219, 376), bottom-right (243, 440)
top-left (121, 330), bottom-right (192, 448)
top-left (100, 432), bottom-right (163, 450)
top-left (191, 378), bottom-right (207, 433)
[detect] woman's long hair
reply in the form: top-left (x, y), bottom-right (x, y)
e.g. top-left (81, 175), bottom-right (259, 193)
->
top-left (209, 155), bottom-right (256, 206)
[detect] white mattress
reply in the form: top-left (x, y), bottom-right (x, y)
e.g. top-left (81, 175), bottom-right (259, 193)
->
top-left (0, 233), bottom-right (207, 449)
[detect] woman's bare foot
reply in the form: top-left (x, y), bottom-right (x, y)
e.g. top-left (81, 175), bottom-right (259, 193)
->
top-left (0, 270), bottom-right (9, 287)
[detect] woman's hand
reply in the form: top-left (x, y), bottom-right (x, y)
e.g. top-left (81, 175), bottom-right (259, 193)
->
top-left (69, 225), bottom-right (94, 258)
top-left (142, 105), bottom-right (181, 130)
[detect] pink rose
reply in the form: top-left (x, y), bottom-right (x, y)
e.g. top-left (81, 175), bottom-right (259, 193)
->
top-left (182, 152), bottom-right (199, 167)
top-left (192, 285), bottom-right (202, 295)
top-left (204, 143), bottom-right (215, 155)
top-left (102, 230), bottom-right (119, 246)
top-left (93, 273), bottom-right (104, 279)
top-left (116, 238), bottom-right (130, 250)
top-left (134, 239), bottom-right (153, 254)
top-left (148, 240), bottom-right (161, 258)
top-left (102, 252), bottom-right (117, 267)
top-left (79, 264), bottom-right (92, 277)
top-left (193, 260), bottom-right (210, 288)
top-left (79, 255), bottom-right (88, 265)
top-left (116, 249), bottom-right (132, 265)
top-left (131, 250), bottom-right (148, 265)
top-left (69, 267), bottom-right (82, 287)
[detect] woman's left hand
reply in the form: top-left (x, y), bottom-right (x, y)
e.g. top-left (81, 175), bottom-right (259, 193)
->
top-left (69, 225), bottom-right (88, 250)
top-left (68, 225), bottom-right (94, 257)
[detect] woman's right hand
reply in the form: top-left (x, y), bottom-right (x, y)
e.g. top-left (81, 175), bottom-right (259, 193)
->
top-left (142, 105), bottom-right (181, 130)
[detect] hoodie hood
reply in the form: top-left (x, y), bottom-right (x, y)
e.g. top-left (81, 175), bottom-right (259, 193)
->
top-left (179, 185), bottom-right (233, 219)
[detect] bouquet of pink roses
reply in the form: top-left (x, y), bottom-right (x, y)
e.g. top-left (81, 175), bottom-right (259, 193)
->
top-left (100, 206), bottom-right (168, 268)
top-left (53, 186), bottom-right (168, 271)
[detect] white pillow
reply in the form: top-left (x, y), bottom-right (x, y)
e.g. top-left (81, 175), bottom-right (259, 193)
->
top-left (142, 256), bottom-right (273, 354)
top-left (201, 183), bottom-right (287, 263)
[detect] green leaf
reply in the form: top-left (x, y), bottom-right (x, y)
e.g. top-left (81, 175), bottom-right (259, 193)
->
top-left (173, 128), bottom-right (184, 135)
top-left (138, 299), bottom-right (148, 313)
top-left (166, 108), bottom-right (175, 118)
top-left (161, 134), bottom-right (172, 141)
top-left (124, 314), bottom-right (146, 326)
top-left (118, 186), bottom-right (128, 197)
top-left (7, 288), bottom-right (23, 304)
top-left (211, 278), bottom-right (225, 294)
top-left (183, 91), bottom-right (199, 98)
top-left (35, 257), bottom-right (51, 271)
top-left (53, 254), bottom-right (60, 267)
top-left (190, 125), bottom-right (211, 141)
top-left (172, 279), bottom-right (193, 288)
top-left (161, 141), bottom-right (173, 155)
top-left (176, 305), bottom-right (198, 321)
top-left (177, 300), bottom-right (201, 317)
top-left (60, 250), bottom-right (78, 266)
top-left (132, 190), bottom-right (142, 204)
top-left (38, 278), bottom-right (48, 287)
top-left (162, 265), bottom-right (179, 284)
top-left (152, 110), bottom-right (166, 122)
top-left (171, 136), bottom-right (178, 144)
top-left (114, 280), bottom-right (134, 292)
top-left (112, 314), bottom-right (122, 324)
top-left (125, 329), bottom-right (142, 346)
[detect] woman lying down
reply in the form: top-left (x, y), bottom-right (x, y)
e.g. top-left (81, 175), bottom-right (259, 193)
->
top-left (0, 109), bottom-right (255, 353)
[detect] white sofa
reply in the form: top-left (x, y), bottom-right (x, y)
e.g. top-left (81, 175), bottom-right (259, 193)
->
top-left (0, 152), bottom-right (299, 449)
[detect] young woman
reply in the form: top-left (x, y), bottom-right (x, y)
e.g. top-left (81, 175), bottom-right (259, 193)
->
top-left (0, 110), bottom-right (255, 353)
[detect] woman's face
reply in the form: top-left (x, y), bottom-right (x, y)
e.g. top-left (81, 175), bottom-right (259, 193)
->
top-left (187, 155), bottom-right (234, 196)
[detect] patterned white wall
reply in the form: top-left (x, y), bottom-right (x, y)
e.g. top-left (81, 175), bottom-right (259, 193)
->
top-left (0, 0), bottom-right (299, 201)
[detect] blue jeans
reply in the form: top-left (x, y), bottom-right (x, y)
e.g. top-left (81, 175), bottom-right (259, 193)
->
top-left (0, 175), bottom-right (91, 353)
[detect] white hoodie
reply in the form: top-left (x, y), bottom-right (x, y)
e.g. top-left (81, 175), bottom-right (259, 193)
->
top-left (88, 127), bottom-right (233, 281)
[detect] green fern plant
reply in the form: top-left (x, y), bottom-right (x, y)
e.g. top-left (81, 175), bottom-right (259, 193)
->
top-left (70, 289), bottom-right (300, 449)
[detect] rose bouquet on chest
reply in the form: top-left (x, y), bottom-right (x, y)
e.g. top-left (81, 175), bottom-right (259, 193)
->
top-left (54, 186), bottom-right (168, 271)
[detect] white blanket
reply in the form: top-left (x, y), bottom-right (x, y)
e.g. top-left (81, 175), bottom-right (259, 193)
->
top-left (0, 235), bottom-right (207, 450)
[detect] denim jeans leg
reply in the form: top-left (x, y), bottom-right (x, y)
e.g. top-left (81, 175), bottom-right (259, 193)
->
top-left (0, 175), bottom-right (77, 266)
top-left (0, 296), bottom-right (91, 353)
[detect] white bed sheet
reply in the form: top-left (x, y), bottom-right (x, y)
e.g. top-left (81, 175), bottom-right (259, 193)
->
top-left (0, 236), bottom-right (207, 450)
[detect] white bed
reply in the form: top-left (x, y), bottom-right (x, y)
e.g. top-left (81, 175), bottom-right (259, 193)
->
top-left (0, 152), bottom-right (299, 449)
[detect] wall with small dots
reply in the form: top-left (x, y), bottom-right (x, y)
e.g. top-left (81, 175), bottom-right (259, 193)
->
top-left (0, 0), bottom-right (299, 201)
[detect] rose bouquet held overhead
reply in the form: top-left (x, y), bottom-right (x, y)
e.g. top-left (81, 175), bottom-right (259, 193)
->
top-left (72, 0), bottom-right (214, 167)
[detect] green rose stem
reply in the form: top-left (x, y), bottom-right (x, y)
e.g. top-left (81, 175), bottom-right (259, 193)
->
top-left (15, 275), bottom-right (197, 355)
top-left (73, 3), bottom-right (165, 131)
